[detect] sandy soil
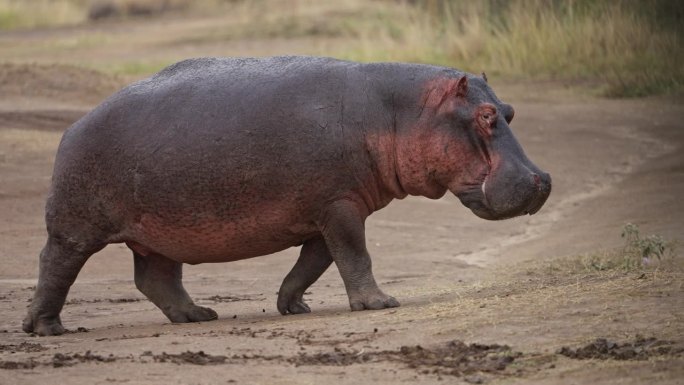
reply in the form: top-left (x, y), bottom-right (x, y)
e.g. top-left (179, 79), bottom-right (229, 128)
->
top-left (1, 14), bottom-right (683, 385)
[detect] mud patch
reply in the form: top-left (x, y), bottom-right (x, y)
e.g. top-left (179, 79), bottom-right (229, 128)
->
top-left (65, 297), bottom-right (143, 305)
top-left (0, 342), bottom-right (48, 353)
top-left (95, 332), bottom-right (161, 341)
top-left (299, 330), bottom-right (381, 346)
top-left (558, 336), bottom-right (684, 360)
top-left (0, 360), bottom-right (37, 370)
top-left (52, 351), bottom-right (117, 368)
top-left (3, 340), bottom-right (519, 379)
top-left (200, 294), bottom-right (265, 303)
top-left (144, 350), bottom-right (227, 365)
top-left (186, 326), bottom-right (316, 343)
top-left (392, 341), bottom-right (519, 375)
top-left (292, 340), bottom-right (520, 378)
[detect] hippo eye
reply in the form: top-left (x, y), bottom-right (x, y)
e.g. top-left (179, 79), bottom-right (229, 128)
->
top-left (479, 107), bottom-right (497, 127)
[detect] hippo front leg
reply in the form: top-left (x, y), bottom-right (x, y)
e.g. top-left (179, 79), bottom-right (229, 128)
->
top-left (320, 200), bottom-right (400, 311)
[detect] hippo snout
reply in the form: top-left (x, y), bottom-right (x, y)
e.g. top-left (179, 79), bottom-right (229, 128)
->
top-left (457, 168), bottom-right (551, 221)
top-left (522, 171), bottom-right (551, 215)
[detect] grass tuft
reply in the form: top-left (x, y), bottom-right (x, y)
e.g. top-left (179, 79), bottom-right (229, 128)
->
top-left (543, 223), bottom-right (678, 276)
top-left (620, 223), bottom-right (674, 268)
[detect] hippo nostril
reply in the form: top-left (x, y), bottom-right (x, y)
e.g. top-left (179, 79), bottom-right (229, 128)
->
top-left (532, 173), bottom-right (541, 191)
top-left (525, 172), bottom-right (551, 215)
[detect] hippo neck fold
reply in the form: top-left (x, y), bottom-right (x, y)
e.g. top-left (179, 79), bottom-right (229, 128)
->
top-left (362, 64), bottom-right (460, 203)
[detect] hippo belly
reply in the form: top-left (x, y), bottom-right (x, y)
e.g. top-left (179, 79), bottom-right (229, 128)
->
top-left (123, 210), bottom-right (318, 264)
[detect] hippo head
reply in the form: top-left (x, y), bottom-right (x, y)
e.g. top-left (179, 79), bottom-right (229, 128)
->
top-left (396, 73), bottom-right (551, 220)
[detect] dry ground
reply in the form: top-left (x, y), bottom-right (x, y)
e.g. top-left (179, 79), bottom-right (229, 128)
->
top-left (1, 9), bottom-right (683, 385)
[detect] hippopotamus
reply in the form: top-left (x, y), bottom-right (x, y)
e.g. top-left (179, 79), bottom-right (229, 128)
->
top-left (22, 56), bottom-right (551, 336)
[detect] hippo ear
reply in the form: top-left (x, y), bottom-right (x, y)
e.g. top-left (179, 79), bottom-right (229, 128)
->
top-left (481, 71), bottom-right (488, 83)
top-left (455, 76), bottom-right (468, 98)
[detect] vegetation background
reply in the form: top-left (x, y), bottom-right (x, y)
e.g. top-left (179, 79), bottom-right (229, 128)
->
top-left (1, 0), bottom-right (682, 97)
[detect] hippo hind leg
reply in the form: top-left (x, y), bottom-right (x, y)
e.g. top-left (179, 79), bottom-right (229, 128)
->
top-left (23, 236), bottom-right (105, 336)
top-left (277, 236), bottom-right (333, 315)
top-left (133, 252), bottom-right (217, 323)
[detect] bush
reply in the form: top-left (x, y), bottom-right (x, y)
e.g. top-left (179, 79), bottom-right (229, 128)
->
top-left (621, 223), bottom-right (670, 268)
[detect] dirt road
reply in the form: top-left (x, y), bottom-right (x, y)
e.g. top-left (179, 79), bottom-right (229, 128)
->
top-left (1, 16), bottom-right (683, 385)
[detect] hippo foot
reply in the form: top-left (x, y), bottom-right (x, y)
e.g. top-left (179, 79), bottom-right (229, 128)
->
top-left (277, 295), bottom-right (311, 315)
top-left (349, 289), bottom-right (400, 311)
top-left (165, 305), bottom-right (218, 323)
top-left (22, 315), bottom-right (65, 336)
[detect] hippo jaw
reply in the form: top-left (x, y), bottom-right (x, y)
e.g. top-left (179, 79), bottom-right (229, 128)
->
top-left (454, 169), bottom-right (551, 220)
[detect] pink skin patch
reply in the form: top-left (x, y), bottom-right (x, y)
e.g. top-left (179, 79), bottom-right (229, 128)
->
top-left (392, 76), bottom-right (493, 198)
top-left (420, 77), bottom-right (467, 112)
top-left (122, 203), bottom-right (318, 264)
top-left (125, 241), bottom-right (152, 257)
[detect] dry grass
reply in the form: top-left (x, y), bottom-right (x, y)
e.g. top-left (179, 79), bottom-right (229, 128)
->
top-left (1, 0), bottom-right (682, 97)
top-left (0, 0), bottom-right (87, 29)
top-left (329, 0), bottom-right (684, 97)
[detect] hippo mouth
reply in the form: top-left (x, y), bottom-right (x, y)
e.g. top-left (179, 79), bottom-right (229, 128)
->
top-left (453, 175), bottom-right (497, 220)
top-left (456, 182), bottom-right (499, 220)
top-left (455, 175), bottom-right (548, 220)
top-left (523, 185), bottom-right (548, 215)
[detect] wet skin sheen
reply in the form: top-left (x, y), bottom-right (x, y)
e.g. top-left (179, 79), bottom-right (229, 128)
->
top-left (23, 56), bottom-right (551, 336)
